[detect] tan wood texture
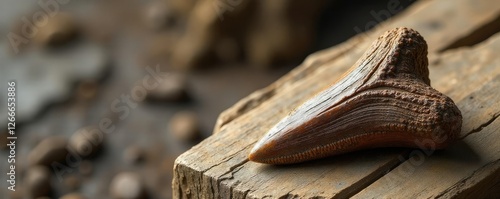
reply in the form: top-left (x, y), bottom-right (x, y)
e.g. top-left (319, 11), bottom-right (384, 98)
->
top-left (173, 0), bottom-right (500, 198)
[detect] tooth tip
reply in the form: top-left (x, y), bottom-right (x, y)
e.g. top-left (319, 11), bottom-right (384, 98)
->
top-left (248, 152), bottom-right (257, 162)
top-left (248, 144), bottom-right (265, 163)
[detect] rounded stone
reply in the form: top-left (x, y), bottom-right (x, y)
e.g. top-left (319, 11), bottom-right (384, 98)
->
top-left (79, 160), bottom-right (93, 176)
top-left (60, 193), bottom-right (87, 199)
top-left (168, 111), bottom-right (201, 142)
top-left (69, 127), bottom-right (104, 157)
top-left (0, 130), bottom-right (8, 150)
top-left (62, 174), bottom-right (81, 191)
top-left (123, 146), bottom-right (145, 164)
top-left (145, 1), bottom-right (176, 30)
top-left (34, 12), bottom-right (78, 47)
top-left (28, 136), bottom-right (68, 167)
top-left (76, 80), bottom-right (99, 100)
top-left (24, 166), bottom-right (51, 198)
top-left (146, 74), bottom-right (188, 102)
top-left (110, 172), bottom-right (146, 199)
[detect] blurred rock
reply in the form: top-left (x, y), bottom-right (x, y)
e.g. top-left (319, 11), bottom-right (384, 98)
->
top-left (110, 172), bottom-right (147, 199)
top-left (28, 136), bottom-right (68, 167)
top-left (169, 0), bottom-right (327, 70)
top-left (0, 41), bottom-right (108, 126)
top-left (34, 12), bottom-right (78, 47)
top-left (9, 186), bottom-right (23, 199)
top-left (0, 130), bottom-right (8, 150)
top-left (76, 80), bottom-right (99, 100)
top-left (244, 1), bottom-right (327, 67)
top-left (69, 127), bottom-right (104, 157)
top-left (144, 32), bottom-right (178, 65)
top-left (101, 109), bottom-right (122, 124)
top-left (168, 111), bottom-right (200, 142)
top-left (24, 166), bottom-right (51, 198)
top-left (124, 146), bottom-right (145, 164)
top-left (79, 160), bottom-right (93, 176)
top-left (60, 193), bottom-right (87, 199)
top-left (63, 174), bottom-right (81, 191)
top-left (169, 0), bottom-right (198, 17)
top-left (146, 73), bottom-right (188, 102)
top-left (145, 1), bottom-right (176, 30)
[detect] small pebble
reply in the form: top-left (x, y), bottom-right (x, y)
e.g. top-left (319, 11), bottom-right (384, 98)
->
top-left (110, 172), bottom-right (147, 199)
top-left (69, 127), bottom-right (104, 157)
top-left (24, 166), bottom-right (51, 198)
top-left (146, 74), bottom-right (188, 102)
top-left (101, 110), bottom-right (121, 123)
top-left (168, 111), bottom-right (201, 142)
top-left (60, 192), bottom-right (87, 199)
top-left (124, 146), bottom-right (145, 164)
top-left (34, 12), bottom-right (78, 47)
top-left (28, 136), bottom-right (68, 167)
top-left (0, 130), bottom-right (8, 150)
top-left (76, 80), bottom-right (99, 100)
top-left (79, 160), bottom-right (93, 176)
top-left (145, 1), bottom-right (176, 30)
top-left (62, 174), bottom-right (81, 191)
top-left (9, 186), bottom-right (24, 199)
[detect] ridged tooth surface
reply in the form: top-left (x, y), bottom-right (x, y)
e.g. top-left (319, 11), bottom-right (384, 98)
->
top-left (249, 27), bottom-right (462, 165)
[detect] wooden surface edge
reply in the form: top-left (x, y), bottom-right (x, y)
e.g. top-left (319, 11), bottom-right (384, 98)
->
top-left (212, 0), bottom-right (500, 134)
top-left (174, 0), bottom-right (500, 198)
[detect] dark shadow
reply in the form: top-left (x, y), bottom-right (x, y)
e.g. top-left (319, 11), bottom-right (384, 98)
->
top-left (430, 139), bottom-right (482, 164)
top-left (253, 140), bottom-right (481, 173)
top-left (312, 0), bottom-right (416, 52)
top-left (439, 14), bottom-right (500, 52)
top-left (255, 147), bottom-right (408, 172)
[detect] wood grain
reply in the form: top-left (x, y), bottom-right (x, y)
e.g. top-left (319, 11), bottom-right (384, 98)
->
top-left (174, 0), bottom-right (500, 198)
top-left (213, 0), bottom-right (500, 134)
top-left (353, 76), bottom-right (500, 199)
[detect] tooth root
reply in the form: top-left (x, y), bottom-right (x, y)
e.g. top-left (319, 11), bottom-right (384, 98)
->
top-left (249, 27), bottom-right (462, 165)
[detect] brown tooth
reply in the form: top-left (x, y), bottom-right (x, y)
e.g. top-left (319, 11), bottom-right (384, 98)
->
top-left (248, 27), bottom-right (462, 165)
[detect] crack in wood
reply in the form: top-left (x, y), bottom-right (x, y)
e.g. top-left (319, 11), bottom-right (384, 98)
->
top-left (201, 143), bottom-right (253, 173)
top-left (336, 154), bottom-right (409, 198)
top-left (460, 111), bottom-right (500, 139)
top-left (174, 0), bottom-right (500, 197)
top-left (218, 159), bottom-right (249, 182)
top-left (434, 158), bottom-right (500, 198)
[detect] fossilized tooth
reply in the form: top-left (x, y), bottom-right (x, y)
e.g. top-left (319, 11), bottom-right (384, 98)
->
top-left (248, 27), bottom-right (462, 164)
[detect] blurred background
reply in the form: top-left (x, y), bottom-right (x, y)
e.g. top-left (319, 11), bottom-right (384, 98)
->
top-left (0, 0), bottom-right (415, 198)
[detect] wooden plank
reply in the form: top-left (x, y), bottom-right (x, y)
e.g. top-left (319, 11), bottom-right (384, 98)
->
top-left (430, 34), bottom-right (500, 104)
top-left (213, 0), bottom-right (500, 133)
top-left (173, 0), bottom-right (500, 198)
top-left (352, 76), bottom-right (500, 199)
top-left (351, 33), bottom-right (500, 199)
top-left (174, 69), bottom-right (410, 197)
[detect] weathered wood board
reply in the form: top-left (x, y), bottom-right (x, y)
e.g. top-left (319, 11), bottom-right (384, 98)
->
top-left (353, 37), bottom-right (500, 199)
top-left (173, 0), bottom-right (500, 198)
